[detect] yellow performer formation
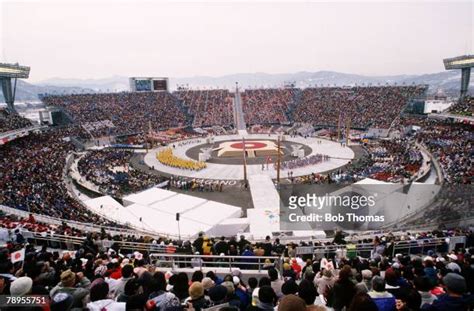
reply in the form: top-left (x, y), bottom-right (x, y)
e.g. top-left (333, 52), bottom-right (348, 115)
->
top-left (157, 148), bottom-right (207, 171)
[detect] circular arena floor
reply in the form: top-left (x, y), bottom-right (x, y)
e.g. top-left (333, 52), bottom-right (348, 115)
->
top-left (143, 134), bottom-right (355, 180)
top-left (185, 139), bottom-right (312, 165)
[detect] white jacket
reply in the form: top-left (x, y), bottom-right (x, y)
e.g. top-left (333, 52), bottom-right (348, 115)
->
top-left (86, 299), bottom-right (125, 311)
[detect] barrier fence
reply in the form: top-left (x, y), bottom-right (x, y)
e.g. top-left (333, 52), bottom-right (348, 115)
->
top-left (14, 231), bottom-right (467, 272)
top-left (295, 236), bottom-right (465, 258)
top-left (149, 254), bottom-right (282, 273)
top-left (0, 204), bottom-right (161, 239)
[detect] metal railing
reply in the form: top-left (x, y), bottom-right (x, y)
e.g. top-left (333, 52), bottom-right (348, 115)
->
top-left (149, 253), bottom-right (282, 273)
top-left (296, 237), bottom-right (459, 259)
top-left (21, 229), bottom-right (460, 260)
top-left (0, 204), bottom-right (158, 238)
top-left (22, 231), bottom-right (174, 253)
top-left (22, 231), bottom-right (283, 272)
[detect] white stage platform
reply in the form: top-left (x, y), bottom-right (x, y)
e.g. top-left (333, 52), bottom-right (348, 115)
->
top-left (123, 187), bottom-right (177, 206)
top-left (85, 188), bottom-right (242, 239)
top-left (144, 134), bottom-right (354, 180)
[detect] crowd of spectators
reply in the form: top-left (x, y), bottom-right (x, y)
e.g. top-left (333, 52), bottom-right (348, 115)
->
top-left (401, 183), bottom-right (473, 230)
top-left (329, 139), bottom-right (423, 183)
top-left (0, 127), bottom-right (114, 224)
top-left (173, 90), bottom-right (234, 127)
top-left (415, 121), bottom-right (472, 184)
top-left (39, 86), bottom-right (429, 136)
top-left (42, 92), bottom-right (189, 137)
top-left (279, 154), bottom-right (330, 171)
top-left (0, 109), bottom-right (32, 133)
top-left (77, 149), bottom-right (165, 197)
top-left (1, 215), bottom-right (474, 310)
top-left (448, 97), bottom-right (473, 116)
top-left (241, 89), bottom-right (298, 125)
top-left (293, 86), bottom-right (427, 129)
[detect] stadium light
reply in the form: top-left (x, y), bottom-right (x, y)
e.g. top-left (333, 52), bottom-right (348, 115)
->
top-left (0, 62), bottom-right (31, 112)
top-left (443, 55), bottom-right (474, 98)
top-left (0, 63), bottom-right (30, 78)
top-left (444, 55), bottom-right (474, 70)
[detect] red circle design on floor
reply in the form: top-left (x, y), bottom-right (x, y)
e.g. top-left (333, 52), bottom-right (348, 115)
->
top-left (230, 141), bottom-right (267, 149)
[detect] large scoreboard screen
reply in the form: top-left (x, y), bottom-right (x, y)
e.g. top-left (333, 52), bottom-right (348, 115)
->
top-left (153, 79), bottom-right (168, 91)
top-left (129, 77), bottom-right (169, 92)
top-left (135, 79), bottom-right (152, 91)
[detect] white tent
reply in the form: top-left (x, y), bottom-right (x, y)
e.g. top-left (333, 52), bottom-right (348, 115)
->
top-left (86, 188), bottom-right (243, 239)
top-left (123, 187), bottom-right (177, 206)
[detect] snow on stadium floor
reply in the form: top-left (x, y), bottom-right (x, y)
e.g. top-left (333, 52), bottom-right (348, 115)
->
top-left (144, 134), bottom-right (355, 180)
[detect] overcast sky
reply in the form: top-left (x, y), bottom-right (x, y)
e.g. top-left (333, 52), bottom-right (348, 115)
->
top-left (1, 0), bottom-right (473, 82)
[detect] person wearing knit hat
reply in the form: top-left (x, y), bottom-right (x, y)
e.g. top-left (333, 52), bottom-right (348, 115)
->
top-left (50, 270), bottom-right (90, 309)
top-left (208, 285), bottom-right (227, 304)
top-left (201, 277), bottom-right (215, 291)
top-left (185, 282), bottom-right (210, 311)
top-left (221, 280), bottom-right (242, 308)
top-left (189, 282), bottom-right (205, 300)
top-left (232, 276), bottom-right (240, 286)
top-left (222, 281), bottom-right (235, 295)
top-left (10, 277), bottom-right (33, 296)
top-left (425, 273), bottom-right (474, 310)
top-left (443, 273), bottom-right (467, 295)
top-left (367, 276), bottom-right (396, 311)
top-left (362, 269), bottom-right (373, 280)
top-left (355, 269), bottom-right (373, 293)
top-left (277, 294), bottom-right (306, 311)
top-left (60, 270), bottom-right (76, 287)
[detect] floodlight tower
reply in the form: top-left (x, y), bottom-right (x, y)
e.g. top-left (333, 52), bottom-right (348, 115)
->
top-left (0, 62), bottom-right (30, 113)
top-left (443, 55), bottom-right (474, 98)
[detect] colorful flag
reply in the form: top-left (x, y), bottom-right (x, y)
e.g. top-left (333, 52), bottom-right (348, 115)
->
top-left (11, 248), bottom-right (25, 263)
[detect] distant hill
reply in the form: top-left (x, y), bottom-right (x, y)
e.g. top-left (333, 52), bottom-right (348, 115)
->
top-left (38, 75), bottom-right (129, 93)
top-left (1, 70), bottom-right (472, 102)
top-left (172, 71), bottom-right (471, 93)
top-left (0, 80), bottom-right (95, 103)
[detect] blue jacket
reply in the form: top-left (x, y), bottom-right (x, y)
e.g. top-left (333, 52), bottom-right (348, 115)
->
top-left (421, 294), bottom-right (474, 311)
top-left (372, 296), bottom-right (396, 311)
